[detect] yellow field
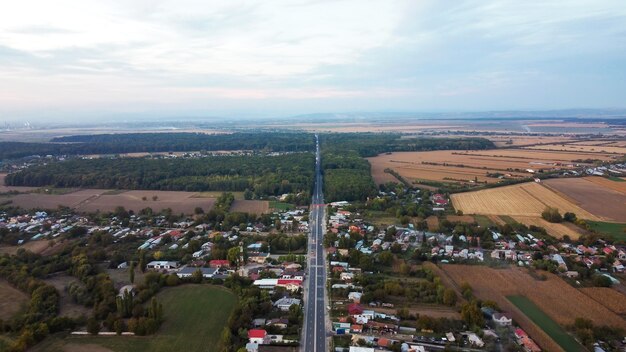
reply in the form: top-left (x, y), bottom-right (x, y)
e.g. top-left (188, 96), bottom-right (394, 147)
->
top-left (525, 143), bottom-right (626, 154)
top-left (512, 216), bottom-right (584, 239)
top-left (450, 182), bottom-right (600, 220)
top-left (367, 149), bottom-right (616, 186)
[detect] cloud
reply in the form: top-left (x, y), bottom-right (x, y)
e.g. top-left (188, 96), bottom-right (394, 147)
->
top-left (0, 0), bottom-right (625, 119)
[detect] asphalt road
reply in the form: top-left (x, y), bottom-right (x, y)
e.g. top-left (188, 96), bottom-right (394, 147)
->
top-left (302, 134), bottom-right (327, 352)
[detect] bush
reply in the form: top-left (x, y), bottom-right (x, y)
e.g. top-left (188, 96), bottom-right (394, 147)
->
top-left (541, 207), bottom-right (562, 223)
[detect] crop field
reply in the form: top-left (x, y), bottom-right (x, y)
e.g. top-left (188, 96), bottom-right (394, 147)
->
top-left (5, 189), bottom-right (218, 214)
top-left (585, 176), bottom-right (626, 194)
top-left (512, 216), bottom-right (584, 239)
top-left (440, 265), bottom-right (626, 351)
top-left (508, 295), bottom-right (584, 352)
top-left (229, 199), bottom-right (270, 214)
top-left (524, 141), bottom-right (626, 154)
top-left (586, 221), bottom-right (626, 241)
top-left (445, 215), bottom-right (475, 223)
top-left (0, 280), bottom-right (28, 320)
top-left (0, 239), bottom-right (68, 256)
top-left (450, 182), bottom-right (600, 220)
top-left (579, 287), bottom-right (626, 314)
top-left (426, 215), bottom-right (439, 231)
top-left (367, 149), bottom-right (613, 186)
top-left (33, 285), bottom-right (237, 352)
top-left (542, 178), bottom-right (626, 222)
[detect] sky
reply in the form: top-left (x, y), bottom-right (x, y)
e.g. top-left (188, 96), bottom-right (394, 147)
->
top-left (1, 0), bottom-right (625, 121)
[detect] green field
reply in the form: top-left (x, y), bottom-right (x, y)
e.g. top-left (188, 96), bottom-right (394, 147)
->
top-left (34, 285), bottom-right (237, 352)
top-left (498, 215), bottom-right (518, 225)
top-left (587, 221), bottom-right (626, 241)
top-left (507, 295), bottom-right (583, 351)
top-left (270, 200), bottom-right (295, 211)
top-left (474, 215), bottom-right (495, 228)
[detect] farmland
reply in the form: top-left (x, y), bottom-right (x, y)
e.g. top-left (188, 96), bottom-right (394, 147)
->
top-left (229, 199), bottom-right (270, 214)
top-left (367, 148), bottom-right (615, 186)
top-left (508, 295), bottom-right (583, 352)
top-left (542, 178), bottom-right (626, 222)
top-left (33, 285), bottom-right (237, 352)
top-left (441, 265), bottom-right (626, 328)
top-left (0, 280), bottom-right (28, 320)
top-left (579, 287), bottom-right (626, 315)
top-left (440, 265), bottom-right (626, 351)
top-left (450, 181), bottom-right (600, 220)
top-left (5, 189), bottom-right (218, 214)
top-left (512, 216), bottom-right (584, 239)
top-left (586, 221), bottom-right (626, 241)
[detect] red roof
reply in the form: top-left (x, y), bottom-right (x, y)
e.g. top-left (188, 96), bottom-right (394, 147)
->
top-left (277, 279), bottom-right (302, 286)
top-left (348, 303), bottom-right (363, 315)
top-left (248, 329), bottom-right (267, 338)
top-left (209, 260), bottom-right (230, 267)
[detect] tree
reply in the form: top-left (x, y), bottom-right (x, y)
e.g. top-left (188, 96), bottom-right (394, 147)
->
top-left (461, 301), bottom-right (484, 328)
top-left (378, 251), bottom-right (393, 266)
top-left (443, 289), bottom-right (457, 306)
top-left (192, 269), bottom-right (203, 283)
top-left (563, 212), bottom-right (577, 222)
top-left (129, 261), bottom-right (135, 284)
top-left (227, 247), bottom-right (240, 267)
top-left (87, 316), bottom-right (100, 335)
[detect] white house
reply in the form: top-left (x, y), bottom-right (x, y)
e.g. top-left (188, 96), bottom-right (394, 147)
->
top-left (492, 312), bottom-right (513, 326)
top-left (146, 261), bottom-right (179, 270)
top-left (273, 297), bottom-right (301, 311)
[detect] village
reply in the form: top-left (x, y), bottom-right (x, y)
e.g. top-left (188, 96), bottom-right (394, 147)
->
top-left (1, 179), bottom-right (626, 352)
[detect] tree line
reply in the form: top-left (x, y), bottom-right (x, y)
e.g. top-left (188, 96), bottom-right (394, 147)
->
top-left (320, 133), bottom-right (495, 157)
top-left (0, 132), bottom-right (315, 160)
top-left (5, 153), bottom-right (315, 196)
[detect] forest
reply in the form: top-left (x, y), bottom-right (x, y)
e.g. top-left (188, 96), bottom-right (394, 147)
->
top-left (5, 153), bottom-right (315, 196)
top-left (320, 133), bottom-right (495, 157)
top-left (319, 134), bottom-right (494, 201)
top-left (0, 132), bottom-right (315, 160)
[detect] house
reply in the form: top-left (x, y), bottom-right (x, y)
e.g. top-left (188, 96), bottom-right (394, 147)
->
top-left (492, 312), bottom-right (513, 326)
top-left (248, 252), bottom-right (270, 264)
top-left (146, 261), bottom-right (179, 270)
top-left (348, 292), bottom-right (363, 303)
top-left (176, 266), bottom-right (217, 279)
top-left (515, 329), bottom-right (541, 352)
top-left (245, 342), bottom-right (259, 352)
top-left (266, 319), bottom-right (289, 329)
top-left (118, 285), bottom-right (136, 297)
top-left (349, 347), bottom-right (374, 352)
top-left (248, 329), bottom-right (268, 344)
top-left (273, 297), bottom-right (301, 311)
top-left (209, 260), bottom-right (231, 268)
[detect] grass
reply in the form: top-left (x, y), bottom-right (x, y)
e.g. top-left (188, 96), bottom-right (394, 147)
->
top-left (507, 295), bottom-right (583, 351)
top-left (586, 221), bottom-right (626, 241)
top-left (498, 215), bottom-right (518, 225)
top-left (34, 285), bottom-right (237, 352)
top-left (607, 176), bottom-right (626, 182)
top-left (192, 191), bottom-right (244, 199)
top-left (473, 215), bottom-right (494, 228)
top-left (270, 200), bottom-right (295, 211)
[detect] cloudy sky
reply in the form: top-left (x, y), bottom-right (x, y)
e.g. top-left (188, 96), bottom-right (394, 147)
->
top-left (1, 0), bottom-right (625, 121)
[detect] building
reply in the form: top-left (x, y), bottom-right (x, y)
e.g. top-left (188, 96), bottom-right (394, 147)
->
top-left (146, 261), bottom-right (179, 270)
top-left (492, 312), bottom-right (513, 326)
top-left (273, 297), bottom-right (301, 311)
top-left (248, 329), bottom-right (268, 344)
top-left (176, 266), bottom-right (217, 278)
top-left (209, 259), bottom-right (231, 268)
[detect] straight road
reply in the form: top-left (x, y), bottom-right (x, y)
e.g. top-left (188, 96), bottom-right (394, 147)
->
top-left (302, 134), bottom-right (327, 352)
